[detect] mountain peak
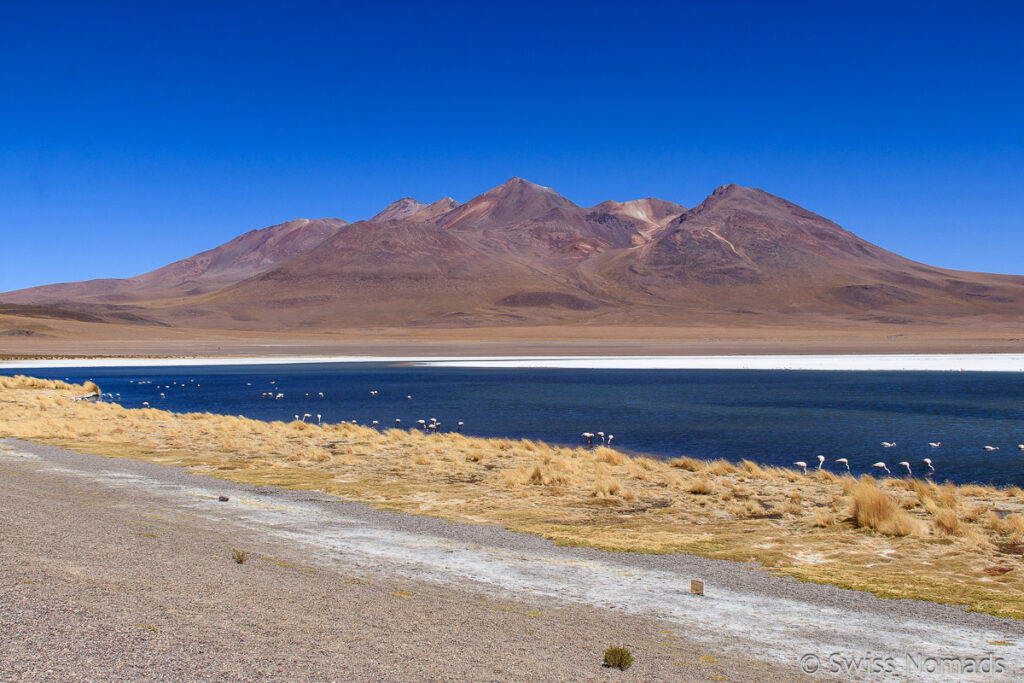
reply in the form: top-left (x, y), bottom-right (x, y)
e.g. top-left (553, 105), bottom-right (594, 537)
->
top-left (438, 178), bottom-right (579, 229)
top-left (643, 183), bottom-right (878, 279)
top-left (409, 196), bottom-right (461, 222)
top-left (711, 183), bottom-right (743, 195)
top-left (370, 197), bottom-right (426, 223)
top-left (691, 184), bottom-right (803, 217)
top-left (708, 184), bottom-right (768, 200)
top-left (490, 177), bottom-right (561, 195)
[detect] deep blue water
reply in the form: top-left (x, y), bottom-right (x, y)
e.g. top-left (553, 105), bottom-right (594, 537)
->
top-left (10, 363), bottom-right (1024, 486)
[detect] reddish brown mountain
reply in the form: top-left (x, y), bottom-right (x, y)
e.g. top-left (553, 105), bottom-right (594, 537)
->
top-left (4, 218), bottom-right (347, 305)
top-left (596, 184), bottom-right (1024, 322)
top-left (197, 180), bottom-right (621, 327)
top-left (3, 180), bottom-right (1022, 331)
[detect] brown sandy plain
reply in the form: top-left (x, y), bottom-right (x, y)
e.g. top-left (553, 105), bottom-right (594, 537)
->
top-left (2, 319), bottom-right (1024, 359)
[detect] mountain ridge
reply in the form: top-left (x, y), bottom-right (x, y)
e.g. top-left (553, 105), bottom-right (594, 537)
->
top-left (3, 180), bottom-right (1022, 332)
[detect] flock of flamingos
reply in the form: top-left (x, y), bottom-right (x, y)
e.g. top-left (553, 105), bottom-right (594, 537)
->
top-left (790, 440), bottom-right (1024, 478)
top-left (84, 377), bottom-right (1024, 481)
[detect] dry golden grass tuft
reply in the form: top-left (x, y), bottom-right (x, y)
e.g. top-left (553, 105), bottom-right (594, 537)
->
top-left (1, 374), bottom-right (1023, 619)
top-left (1005, 513), bottom-right (1024, 534)
top-left (848, 479), bottom-right (923, 537)
top-left (960, 484), bottom-right (996, 497)
top-left (731, 483), bottom-right (753, 498)
top-left (741, 459), bottom-right (768, 478)
top-left (704, 459), bottom-right (738, 475)
top-left (962, 505), bottom-right (985, 523)
top-left (592, 477), bottom-right (622, 498)
top-left (815, 469), bottom-right (839, 483)
top-left (0, 375), bottom-right (74, 391)
top-left (937, 482), bottom-right (959, 509)
top-left (909, 478), bottom-right (936, 502)
top-left (811, 510), bottom-right (834, 527)
top-left (500, 467), bottom-right (530, 487)
top-left (884, 478), bottom-right (913, 492)
top-left (594, 447), bottom-right (626, 466)
top-left (669, 456), bottom-right (701, 471)
top-left (661, 471), bottom-right (686, 489)
top-left (687, 477), bottom-right (714, 495)
top-left (929, 504), bottom-right (967, 537)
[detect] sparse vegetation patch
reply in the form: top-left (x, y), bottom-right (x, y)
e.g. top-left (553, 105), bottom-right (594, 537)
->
top-left (603, 646), bottom-right (634, 670)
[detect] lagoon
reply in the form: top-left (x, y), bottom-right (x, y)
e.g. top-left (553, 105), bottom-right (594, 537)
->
top-left (7, 360), bottom-right (1024, 487)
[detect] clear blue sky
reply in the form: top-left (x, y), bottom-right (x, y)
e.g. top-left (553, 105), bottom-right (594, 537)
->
top-left (2, 1), bottom-right (1022, 291)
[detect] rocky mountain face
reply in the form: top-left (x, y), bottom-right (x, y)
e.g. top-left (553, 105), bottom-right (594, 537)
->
top-left (3, 179), bottom-right (1022, 330)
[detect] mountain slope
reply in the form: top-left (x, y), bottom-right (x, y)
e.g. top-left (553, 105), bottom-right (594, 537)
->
top-left (3, 218), bottom-right (347, 305)
top-left (597, 184), bottom-right (1024, 320)
top-left (192, 215), bottom-right (606, 328)
top-left (410, 197), bottom-right (461, 222)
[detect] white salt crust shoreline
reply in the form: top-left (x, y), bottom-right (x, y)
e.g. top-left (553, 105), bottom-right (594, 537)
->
top-left (2, 353), bottom-right (1024, 371)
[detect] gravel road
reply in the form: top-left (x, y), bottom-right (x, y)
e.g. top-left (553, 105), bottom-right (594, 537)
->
top-left (2, 438), bottom-right (1021, 681)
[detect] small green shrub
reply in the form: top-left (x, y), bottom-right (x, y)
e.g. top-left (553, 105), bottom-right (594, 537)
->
top-left (232, 549), bottom-right (249, 564)
top-left (603, 646), bottom-right (634, 670)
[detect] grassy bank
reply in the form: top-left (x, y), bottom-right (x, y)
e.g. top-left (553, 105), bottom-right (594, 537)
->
top-left (2, 374), bottom-right (1022, 619)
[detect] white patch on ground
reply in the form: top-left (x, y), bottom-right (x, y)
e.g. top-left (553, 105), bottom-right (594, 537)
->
top-left (6, 442), bottom-right (1018, 682)
top-left (791, 551), bottom-right (832, 565)
top-left (421, 355), bottom-right (1024, 372)
top-left (0, 444), bottom-right (39, 459)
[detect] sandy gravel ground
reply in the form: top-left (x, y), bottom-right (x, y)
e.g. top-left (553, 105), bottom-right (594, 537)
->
top-left (4, 353), bottom-right (1024, 372)
top-left (3, 320), bottom-right (1024, 360)
top-left (2, 439), bottom-right (1022, 682)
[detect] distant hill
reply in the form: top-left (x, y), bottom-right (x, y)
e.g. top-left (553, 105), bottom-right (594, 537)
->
top-left (4, 178), bottom-right (1023, 332)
